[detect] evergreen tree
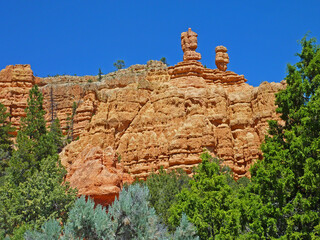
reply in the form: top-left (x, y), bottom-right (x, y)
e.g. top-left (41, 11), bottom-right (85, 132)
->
top-left (0, 103), bottom-right (15, 181)
top-left (0, 155), bottom-right (76, 237)
top-left (138, 167), bottom-right (191, 229)
top-left (98, 68), bottom-right (103, 81)
top-left (245, 36), bottom-right (320, 238)
top-left (6, 85), bottom-right (58, 185)
top-left (49, 118), bottom-right (64, 153)
top-left (160, 57), bottom-right (168, 66)
top-left (0, 85), bottom-right (76, 238)
top-left (113, 60), bottom-right (125, 70)
top-left (168, 151), bottom-right (242, 239)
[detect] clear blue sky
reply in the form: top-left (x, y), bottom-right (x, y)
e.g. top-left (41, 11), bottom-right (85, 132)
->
top-left (1, 0), bottom-right (319, 86)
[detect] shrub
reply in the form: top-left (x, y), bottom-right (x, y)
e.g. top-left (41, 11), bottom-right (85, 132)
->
top-left (26, 185), bottom-right (199, 239)
top-left (113, 60), bottom-right (125, 70)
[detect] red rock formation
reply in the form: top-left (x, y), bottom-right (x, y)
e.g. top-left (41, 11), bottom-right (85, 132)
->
top-left (65, 145), bottom-right (133, 206)
top-left (0, 29), bottom-right (287, 204)
top-left (181, 28), bottom-right (202, 61)
top-left (215, 46), bottom-right (229, 71)
top-left (0, 64), bottom-right (39, 134)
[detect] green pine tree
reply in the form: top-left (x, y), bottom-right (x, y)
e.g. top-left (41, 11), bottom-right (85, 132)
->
top-left (98, 68), bottom-right (103, 81)
top-left (244, 35), bottom-right (320, 239)
top-left (168, 151), bottom-right (242, 239)
top-left (0, 155), bottom-right (76, 238)
top-left (113, 60), bottom-right (125, 70)
top-left (137, 167), bottom-right (191, 229)
top-left (0, 85), bottom-right (76, 238)
top-left (0, 103), bottom-right (15, 181)
top-left (49, 118), bottom-right (64, 153)
top-left (6, 85), bottom-right (58, 185)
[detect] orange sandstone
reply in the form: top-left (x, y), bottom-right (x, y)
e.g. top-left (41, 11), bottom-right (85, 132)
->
top-left (0, 28), bottom-right (286, 205)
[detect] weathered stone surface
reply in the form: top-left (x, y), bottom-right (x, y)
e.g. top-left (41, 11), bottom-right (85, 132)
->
top-left (215, 45), bottom-right (229, 71)
top-left (0, 64), bottom-right (39, 134)
top-left (181, 28), bottom-right (201, 61)
top-left (0, 30), bottom-right (286, 204)
top-left (65, 145), bottom-right (133, 206)
top-left (59, 63), bottom-right (286, 179)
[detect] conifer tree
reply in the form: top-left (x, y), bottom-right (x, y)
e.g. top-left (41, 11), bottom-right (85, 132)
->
top-left (244, 36), bottom-right (320, 238)
top-left (98, 68), bottom-right (103, 81)
top-left (0, 103), bottom-right (15, 181)
top-left (139, 167), bottom-right (191, 229)
top-left (6, 85), bottom-right (58, 185)
top-left (0, 85), bottom-right (76, 238)
top-left (168, 151), bottom-right (241, 239)
top-left (49, 118), bottom-right (64, 153)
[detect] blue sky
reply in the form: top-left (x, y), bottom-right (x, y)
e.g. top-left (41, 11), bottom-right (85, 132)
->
top-left (1, 0), bottom-right (319, 86)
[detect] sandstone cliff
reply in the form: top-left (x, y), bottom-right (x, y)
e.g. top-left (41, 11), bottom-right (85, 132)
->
top-left (0, 29), bottom-right (286, 204)
top-left (58, 61), bottom-right (285, 181)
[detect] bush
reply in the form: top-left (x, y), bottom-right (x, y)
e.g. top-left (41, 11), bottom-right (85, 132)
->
top-left (140, 167), bottom-right (191, 229)
top-left (26, 185), bottom-right (199, 240)
top-left (113, 60), bottom-right (125, 70)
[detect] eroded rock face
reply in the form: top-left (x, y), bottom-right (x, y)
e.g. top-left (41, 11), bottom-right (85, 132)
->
top-left (181, 28), bottom-right (202, 61)
top-left (59, 62), bottom-right (285, 180)
top-left (65, 145), bottom-right (133, 206)
top-left (0, 29), bottom-right (286, 204)
top-left (0, 64), bottom-right (39, 134)
top-left (215, 46), bottom-right (229, 72)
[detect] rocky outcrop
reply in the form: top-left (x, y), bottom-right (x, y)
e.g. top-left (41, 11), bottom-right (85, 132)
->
top-left (0, 28), bottom-right (286, 204)
top-left (0, 64), bottom-right (40, 134)
top-left (65, 145), bottom-right (133, 206)
top-left (60, 63), bottom-right (285, 180)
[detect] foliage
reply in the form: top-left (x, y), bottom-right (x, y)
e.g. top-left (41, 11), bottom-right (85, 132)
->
top-left (113, 60), bottom-right (125, 70)
top-left (65, 101), bottom-right (77, 143)
top-left (0, 85), bottom-right (76, 238)
top-left (98, 68), bottom-right (103, 81)
top-left (160, 57), bottom-right (168, 66)
top-left (173, 213), bottom-right (199, 240)
top-left (26, 185), bottom-right (199, 240)
top-left (168, 151), bottom-right (242, 240)
top-left (49, 118), bottom-right (64, 153)
top-left (6, 85), bottom-right (60, 185)
top-left (243, 35), bottom-right (320, 238)
top-left (0, 154), bottom-right (76, 238)
top-left (0, 103), bottom-right (15, 181)
top-left (139, 167), bottom-right (191, 229)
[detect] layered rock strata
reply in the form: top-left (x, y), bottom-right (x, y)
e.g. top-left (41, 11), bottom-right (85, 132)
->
top-left (0, 65), bottom-right (40, 134)
top-left (59, 62), bottom-right (285, 180)
top-left (0, 29), bottom-right (286, 204)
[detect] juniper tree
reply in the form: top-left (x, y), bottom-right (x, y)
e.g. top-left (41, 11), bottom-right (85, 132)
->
top-left (139, 167), bottom-right (191, 229)
top-left (244, 35), bottom-right (320, 239)
top-left (168, 151), bottom-right (241, 239)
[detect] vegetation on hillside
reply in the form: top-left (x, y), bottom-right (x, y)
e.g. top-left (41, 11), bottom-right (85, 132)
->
top-left (0, 85), bottom-right (77, 239)
top-left (26, 185), bottom-right (199, 240)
